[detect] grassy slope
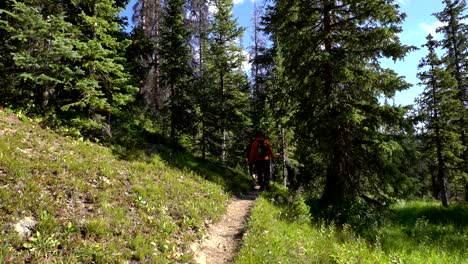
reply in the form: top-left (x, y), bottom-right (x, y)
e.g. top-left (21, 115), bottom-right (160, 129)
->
top-left (236, 184), bottom-right (468, 264)
top-left (0, 109), bottom-right (246, 263)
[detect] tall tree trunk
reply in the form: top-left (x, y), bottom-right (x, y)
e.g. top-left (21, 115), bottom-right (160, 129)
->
top-left (465, 181), bottom-right (468, 202)
top-left (222, 129), bottom-right (227, 162)
top-left (431, 166), bottom-right (440, 199)
top-left (198, 3), bottom-right (207, 161)
top-left (281, 127), bottom-right (287, 186)
top-left (170, 83), bottom-right (175, 141)
top-left (253, 0), bottom-right (259, 95)
top-left (201, 118), bottom-right (206, 160)
top-left (436, 132), bottom-right (450, 207)
top-left (220, 70), bottom-right (226, 162)
top-left (323, 0), bottom-right (333, 98)
top-left (321, 125), bottom-right (357, 208)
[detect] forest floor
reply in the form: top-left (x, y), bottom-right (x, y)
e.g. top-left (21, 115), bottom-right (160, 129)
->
top-left (190, 189), bottom-right (259, 264)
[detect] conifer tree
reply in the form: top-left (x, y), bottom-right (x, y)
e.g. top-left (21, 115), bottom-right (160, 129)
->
top-left (63, 0), bottom-right (136, 138)
top-left (416, 34), bottom-right (463, 207)
top-left (0, 0), bottom-right (136, 139)
top-left (249, 0), bottom-right (273, 127)
top-left (206, 0), bottom-right (248, 161)
top-left (434, 0), bottom-right (468, 200)
top-left (191, 0), bottom-right (211, 159)
top-left (265, 0), bottom-right (413, 216)
top-left (160, 0), bottom-right (194, 140)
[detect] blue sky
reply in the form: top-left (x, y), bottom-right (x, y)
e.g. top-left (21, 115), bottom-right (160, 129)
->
top-left (121, 0), bottom-right (447, 106)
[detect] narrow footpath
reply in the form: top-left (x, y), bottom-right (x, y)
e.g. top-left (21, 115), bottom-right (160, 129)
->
top-left (190, 191), bottom-right (258, 264)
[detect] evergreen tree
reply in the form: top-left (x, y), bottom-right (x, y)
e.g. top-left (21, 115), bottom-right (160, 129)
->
top-left (62, 0), bottom-right (137, 139)
top-left (0, 0), bottom-right (136, 139)
top-left (249, 0), bottom-right (272, 123)
top-left (0, 2), bottom-right (81, 109)
top-left (264, 0), bottom-right (413, 217)
top-left (191, 0), bottom-right (211, 159)
top-left (434, 0), bottom-right (468, 200)
top-left (416, 34), bottom-right (463, 207)
top-left (159, 0), bottom-right (194, 140)
top-left (206, 0), bottom-right (249, 162)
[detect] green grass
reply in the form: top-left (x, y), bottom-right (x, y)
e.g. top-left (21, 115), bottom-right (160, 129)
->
top-left (235, 184), bottom-right (468, 264)
top-left (371, 200), bottom-right (468, 263)
top-left (0, 108), bottom-right (245, 263)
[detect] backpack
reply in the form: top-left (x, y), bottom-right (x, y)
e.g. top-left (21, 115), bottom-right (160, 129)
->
top-left (257, 140), bottom-right (267, 157)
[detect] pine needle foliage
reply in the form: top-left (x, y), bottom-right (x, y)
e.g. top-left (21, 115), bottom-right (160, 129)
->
top-left (263, 0), bottom-right (415, 219)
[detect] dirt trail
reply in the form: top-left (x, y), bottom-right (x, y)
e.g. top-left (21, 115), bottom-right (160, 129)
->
top-left (190, 191), bottom-right (258, 264)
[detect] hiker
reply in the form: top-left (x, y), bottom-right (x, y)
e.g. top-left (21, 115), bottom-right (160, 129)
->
top-left (249, 132), bottom-right (274, 191)
top-left (243, 136), bottom-right (256, 182)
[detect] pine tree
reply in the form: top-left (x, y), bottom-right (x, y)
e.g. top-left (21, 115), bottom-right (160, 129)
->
top-left (416, 34), bottom-right (463, 207)
top-left (0, 0), bottom-right (137, 139)
top-left (206, 0), bottom-right (248, 162)
top-left (191, 0), bottom-right (211, 159)
top-left (249, 0), bottom-right (271, 122)
top-left (159, 0), bottom-right (194, 140)
top-left (63, 0), bottom-right (137, 138)
top-left (434, 0), bottom-right (468, 200)
top-left (264, 0), bottom-right (413, 216)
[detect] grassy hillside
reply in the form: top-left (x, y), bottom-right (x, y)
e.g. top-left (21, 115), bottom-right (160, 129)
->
top-left (0, 109), bottom-right (248, 263)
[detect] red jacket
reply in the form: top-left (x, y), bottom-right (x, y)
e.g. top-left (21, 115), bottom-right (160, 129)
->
top-left (249, 137), bottom-right (274, 163)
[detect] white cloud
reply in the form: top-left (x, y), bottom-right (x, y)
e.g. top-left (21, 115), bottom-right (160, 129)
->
top-left (241, 49), bottom-right (251, 74)
top-left (418, 21), bottom-right (445, 39)
top-left (209, 4), bottom-right (218, 14)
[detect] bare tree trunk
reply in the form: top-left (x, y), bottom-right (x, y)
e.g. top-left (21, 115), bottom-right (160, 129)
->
top-left (202, 118), bottom-right (206, 160)
top-left (281, 127), bottom-right (287, 186)
top-left (465, 181), bottom-right (468, 202)
top-left (431, 166), bottom-right (440, 199)
top-left (170, 83), bottom-right (175, 141)
top-left (436, 129), bottom-right (450, 207)
top-left (222, 129), bottom-right (227, 162)
top-left (220, 69), bottom-right (226, 163)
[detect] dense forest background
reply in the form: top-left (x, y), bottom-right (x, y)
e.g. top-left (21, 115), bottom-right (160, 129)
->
top-left (0, 0), bottom-right (466, 222)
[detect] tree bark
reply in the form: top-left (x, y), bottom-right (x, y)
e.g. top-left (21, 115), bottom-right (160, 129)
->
top-left (320, 125), bottom-right (357, 208)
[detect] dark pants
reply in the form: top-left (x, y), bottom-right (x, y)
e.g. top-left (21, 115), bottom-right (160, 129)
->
top-left (249, 163), bottom-right (255, 178)
top-left (255, 160), bottom-right (271, 189)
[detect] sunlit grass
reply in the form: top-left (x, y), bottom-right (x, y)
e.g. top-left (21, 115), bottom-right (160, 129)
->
top-left (236, 185), bottom-right (468, 263)
top-left (373, 200), bottom-right (468, 263)
top-left (0, 109), bottom-right (232, 263)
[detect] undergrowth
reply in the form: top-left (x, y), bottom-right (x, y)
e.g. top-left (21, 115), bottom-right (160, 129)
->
top-left (235, 183), bottom-right (468, 263)
top-left (0, 108), bottom-right (248, 263)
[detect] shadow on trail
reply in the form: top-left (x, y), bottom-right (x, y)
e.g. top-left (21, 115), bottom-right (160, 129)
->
top-left (236, 190), bottom-right (261, 201)
top-left (114, 131), bottom-right (254, 195)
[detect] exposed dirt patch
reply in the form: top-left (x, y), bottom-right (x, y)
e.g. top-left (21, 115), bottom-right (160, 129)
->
top-left (190, 191), bottom-right (258, 264)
